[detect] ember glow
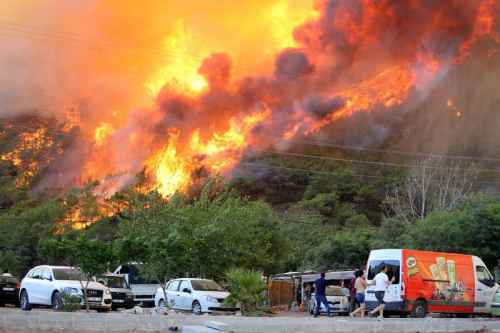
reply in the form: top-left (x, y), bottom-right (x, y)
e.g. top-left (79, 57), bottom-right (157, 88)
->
top-left (2, 0), bottom-right (500, 204)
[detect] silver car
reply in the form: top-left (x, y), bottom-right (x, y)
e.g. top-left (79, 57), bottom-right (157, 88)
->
top-left (309, 286), bottom-right (351, 316)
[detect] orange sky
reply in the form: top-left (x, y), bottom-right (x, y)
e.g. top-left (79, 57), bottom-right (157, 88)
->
top-left (0, 0), bottom-right (315, 116)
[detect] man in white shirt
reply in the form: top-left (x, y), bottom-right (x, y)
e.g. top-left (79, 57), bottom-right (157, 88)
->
top-left (369, 265), bottom-right (394, 320)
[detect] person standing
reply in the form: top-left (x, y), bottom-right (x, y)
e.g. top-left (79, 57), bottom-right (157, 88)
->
top-left (350, 270), bottom-right (367, 317)
top-left (369, 265), bottom-right (394, 320)
top-left (313, 272), bottom-right (331, 317)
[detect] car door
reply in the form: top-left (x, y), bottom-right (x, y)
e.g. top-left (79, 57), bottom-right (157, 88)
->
top-left (474, 263), bottom-right (497, 313)
top-left (166, 280), bottom-right (180, 309)
top-left (177, 280), bottom-right (193, 310)
top-left (39, 268), bottom-right (54, 305)
top-left (28, 268), bottom-right (43, 304)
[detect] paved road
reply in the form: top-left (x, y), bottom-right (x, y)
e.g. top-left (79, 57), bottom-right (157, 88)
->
top-left (1, 308), bottom-right (499, 333)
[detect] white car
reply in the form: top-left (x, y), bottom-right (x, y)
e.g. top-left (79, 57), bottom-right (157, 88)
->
top-left (154, 278), bottom-right (238, 314)
top-left (19, 265), bottom-right (112, 312)
top-left (309, 286), bottom-right (351, 316)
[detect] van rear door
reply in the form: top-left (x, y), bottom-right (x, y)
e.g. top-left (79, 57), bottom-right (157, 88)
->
top-left (365, 250), bottom-right (402, 309)
top-left (473, 256), bottom-right (498, 313)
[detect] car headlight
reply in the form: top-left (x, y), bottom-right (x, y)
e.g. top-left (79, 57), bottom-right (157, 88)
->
top-left (206, 296), bottom-right (219, 303)
top-left (104, 288), bottom-right (111, 295)
top-left (63, 287), bottom-right (82, 296)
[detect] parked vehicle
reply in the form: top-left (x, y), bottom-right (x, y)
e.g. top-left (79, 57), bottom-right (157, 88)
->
top-left (491, 291), bottom-right (500, 317)
top-left (365, 249), bottom-right (499, 317)
top-left (154, 278), bottom-right (239, 314)
top-left (301, 270), bottom-right (355, 315)
top-left (0, 274), bottom-right (20, 307)
top-left (19, 265), bottom-right (112, 312)
top-left (114, 264), bottom-right (159, 307)
top-left (97, 274), bottom-right (134, 310)
top-left (309, 285), bottom-right (351, 315)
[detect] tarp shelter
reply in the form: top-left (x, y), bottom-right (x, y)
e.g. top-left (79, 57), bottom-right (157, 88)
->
top-left (301, 270), bottom-right (355, 283)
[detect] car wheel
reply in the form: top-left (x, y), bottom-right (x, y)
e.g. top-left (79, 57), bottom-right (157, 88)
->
top-left (52, 291), bottom-right (62, 311)
top-left (192, 301), bottom-right (202, 315)
top-left (20, 290), bottom-right (32, 311)
top-left (310, 303), bottom-right (315, 315)
top-left (412, 299), bottom-right (427, 318)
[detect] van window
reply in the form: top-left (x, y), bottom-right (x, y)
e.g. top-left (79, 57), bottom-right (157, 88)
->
top-left (476, 266), bottom-right (495, 287)
top-left (368, 260), bottom-right (400, 284)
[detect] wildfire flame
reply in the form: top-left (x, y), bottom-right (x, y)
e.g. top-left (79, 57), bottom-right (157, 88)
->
top-left (3, 0), bottom-right (500, 217)
top-left (145, 20), bottom-right (209, 97)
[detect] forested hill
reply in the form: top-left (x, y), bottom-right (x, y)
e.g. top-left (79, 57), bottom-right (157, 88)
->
top-left (2, 98), bottom-right (500, 280)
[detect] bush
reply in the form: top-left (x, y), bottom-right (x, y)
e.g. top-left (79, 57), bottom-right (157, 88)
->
top-left (224, 268), bottom-right (266, 315)
top-left (59, 292), bottom-right (81, 312)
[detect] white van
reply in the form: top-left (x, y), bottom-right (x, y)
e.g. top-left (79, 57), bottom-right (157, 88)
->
top-left (365, 249), bottom-right (498, 317)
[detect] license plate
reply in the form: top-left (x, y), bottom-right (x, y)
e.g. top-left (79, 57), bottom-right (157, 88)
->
top-left (2, 287), bottom-right (14, 291)
top-left (113, 299), bottom-right (124, 303)
top-left (88, 297), bottom-right (101, 302)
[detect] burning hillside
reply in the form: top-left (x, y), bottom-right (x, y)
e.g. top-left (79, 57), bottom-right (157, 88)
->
top-left (1, 0), bottom-right (500, 202)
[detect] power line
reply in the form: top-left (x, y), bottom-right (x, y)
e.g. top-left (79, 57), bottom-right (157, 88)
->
top-left (261, 150), bottom-right (500, 174)
top-left (290, 138), bottom-right (500, 163)
top-left (0, 23), bottom-right (254, 77)
top-left (239, 161), bottom-right (500, 186)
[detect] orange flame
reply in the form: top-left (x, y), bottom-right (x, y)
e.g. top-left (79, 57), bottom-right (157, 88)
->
top-left (94, 123), bottom-right (115, 147)
top-left (145, 109), bottom-right (270, 198)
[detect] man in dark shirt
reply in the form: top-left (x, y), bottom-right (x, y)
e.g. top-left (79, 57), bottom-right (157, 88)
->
top-left (314, 272), bottom-right (331, 317)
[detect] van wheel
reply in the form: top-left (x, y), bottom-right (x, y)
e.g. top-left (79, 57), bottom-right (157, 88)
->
top-left (412, 300), bottom-right (427, 318)
top-left (52, 291), bottom-right (62, 311)
top-left (20, 290), bottom-right (32, 311)
top-left (192, 301), bottom-right (202, 315)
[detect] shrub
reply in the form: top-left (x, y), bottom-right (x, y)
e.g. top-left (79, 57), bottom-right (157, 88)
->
top-left (59, 292), bottom-right (81, 312)
top-left (224, 268), bottom-right (266, 315)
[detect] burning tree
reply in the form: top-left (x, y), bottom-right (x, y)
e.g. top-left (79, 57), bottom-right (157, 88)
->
top-left (385, 157), bottom-right (478, 223)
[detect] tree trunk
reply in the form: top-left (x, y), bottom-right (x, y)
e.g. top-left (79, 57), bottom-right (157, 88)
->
top-left (80, 280), bottom-right (90, 312)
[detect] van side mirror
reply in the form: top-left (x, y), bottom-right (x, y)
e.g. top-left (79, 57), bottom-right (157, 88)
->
top-left (182, 288), bottom-right (191, 293)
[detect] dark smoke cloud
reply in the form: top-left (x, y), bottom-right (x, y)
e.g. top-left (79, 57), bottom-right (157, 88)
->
top-left (274, 49), bottom-right (315, 80)
top-left (302, 96), bottom-right (345, 120)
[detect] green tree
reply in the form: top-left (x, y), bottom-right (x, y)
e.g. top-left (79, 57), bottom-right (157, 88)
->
top-left (408, 194), bottom-right (500, 268)
top-left (224, 268), bottom-right (266, 315)
top-left (40, 235), bottom-right (115, 311)
top-left (0, 199), bottom-right (66, 276)
top-left (306, 225), bottom-right (376, 271)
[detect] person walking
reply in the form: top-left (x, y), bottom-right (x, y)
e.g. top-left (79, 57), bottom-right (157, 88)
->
top-left (369, 265), bottom-right (394, 320)
top-left (313, 272), bottom-right (331, 317)
top-left (350, 270), bottom-right (367, 318)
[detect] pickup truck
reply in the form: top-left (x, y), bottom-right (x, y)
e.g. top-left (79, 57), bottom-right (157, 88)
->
top-left (113, 264), bottom-right (159, 307)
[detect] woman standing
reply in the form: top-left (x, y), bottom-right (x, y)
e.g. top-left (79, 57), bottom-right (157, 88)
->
top-left (350, 270), bottom-right (367, 317)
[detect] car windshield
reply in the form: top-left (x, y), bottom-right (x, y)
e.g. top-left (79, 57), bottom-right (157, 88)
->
top-left (191, 280), bottom-right (224, 291)
top-left (105, 276), bottom-right (128, 288)
top-left (325, 286), bottom-right (347, 297)
top-left (53, 268), bottom-right (86, 281)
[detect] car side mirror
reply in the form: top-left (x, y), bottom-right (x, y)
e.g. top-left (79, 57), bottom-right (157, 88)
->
top-left (182, 288), bottom-right (191, 293)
